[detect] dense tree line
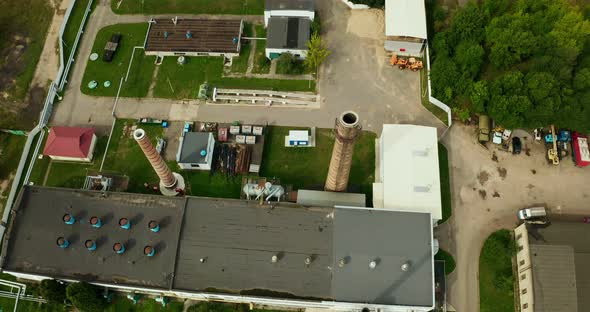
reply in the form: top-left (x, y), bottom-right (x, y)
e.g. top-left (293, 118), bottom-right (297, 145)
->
top-left (430, 0), bottom-right (590, 131)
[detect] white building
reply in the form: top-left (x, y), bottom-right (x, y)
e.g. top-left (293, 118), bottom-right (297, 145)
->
top-left (265, 0), bottom-right (314, 60)
top-left (373, 124), bottom-right (442, 223)
top-left (176, 132), bottom-right (215, 170)
top-left (264, 0), bottom-right (315, 27)
top-left (384, 0), bottom-right (428, 56)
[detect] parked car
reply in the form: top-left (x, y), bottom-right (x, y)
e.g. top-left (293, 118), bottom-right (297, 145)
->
top-left (518, 206), bottom-right (547, 221)
top-left (478, 115), bottom-right (491, 143)
top-left (103, 33), bottom-right (122, 62)
top-left (512, 137), bottom-right (522, 154)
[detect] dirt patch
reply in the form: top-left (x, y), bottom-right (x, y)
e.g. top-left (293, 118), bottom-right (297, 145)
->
top-left (477, 171), bottom-right (489, 186)
top-left (478, 189), bottom-right (487, 199)
top-left (531, 169), bottom-right (536, 174)
top-left (0, 34), bottom-right (30, 98)
top-left (346, 9), bottom-right (385, 41)
top-left (492, 191), bottom-right (500, 198)
top-left (491, 152), bottom-right (498, 162)
top-left (497, 167), bottom-right (507, 179)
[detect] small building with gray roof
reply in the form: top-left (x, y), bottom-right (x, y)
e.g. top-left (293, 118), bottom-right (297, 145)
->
top-left (1, 186), bottom-right (435, 312)
top-left (264, 0), bottom-right (314, 60)
top-left (176, 132), bottom-right (215, 171)
top-left (264, 0), bottom-right (315, 27)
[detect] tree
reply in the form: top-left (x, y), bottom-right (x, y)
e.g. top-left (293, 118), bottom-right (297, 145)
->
top-left (449, 2), bottom-right (486, 44)
top-left (470, 81), bottom-right (489, 113)
top-left (430, 56), bottom-right (460, 103)
top-left (486, 14), bottom-right (539, 68)
top-left (573, 68), bottom-right (590, 91)
top-left (39, 279), bottom-right (66, 304)
top-left (454, 41), bottom-right (485, 78)
top-left (66, 282), bottom-right (105, 312)
top-left (304, 33), bottom-right (331, 75)
top-left (276, 53), bottom-right (297, 74)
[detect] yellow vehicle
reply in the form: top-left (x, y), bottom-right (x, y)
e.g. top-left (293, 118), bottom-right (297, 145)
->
top-left (547, 125), bottom-right (559, 165)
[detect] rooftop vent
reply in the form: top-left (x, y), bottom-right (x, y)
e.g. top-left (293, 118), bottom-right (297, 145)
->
top-left (56, 237), bottom-right (70, 249)
top-left (401, 261), bottom-right (411, 272)
top-left (144, 245), bottom-right (155, 257)
top-left (413, 148), bottom-right (430, 157)
top-left (119, 218), bottom-right (131, 230)
top-left (163, 31), bottom-right (169, 39)
top-left (89, 216), bottom-right (102, 228)
top-left (186, 31), bottom-right (192, 39)
top-left (338, 257), bottom-right (349, 268)
top-left (63, 213), bottom-right (76, 225)
top-left (199, 257), bottom-right (207, 263)
top-left (413, 185), bottom-right (432, 193)
top-left (113, 242), bottom-right (126, 254)
top-left (271, 255), bottom-right (279, 263)
top-left (305, 256), bottom-right (312, 265)
top-left (148, 220), bottom-right (160, 233)
top-left (369, 258), bottom-right (380, 270)
top-left (85, 239), bottom-right (97, 251)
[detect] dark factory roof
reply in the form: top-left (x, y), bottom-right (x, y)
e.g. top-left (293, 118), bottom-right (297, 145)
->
top-left (145, 19), bottom-right (242, 54)
top-left (1, 186), bottom-right (434, 307)
top-left (265, 0), bottom-right (314, 11)
top-left (267, 17), bottom-right (311, 50)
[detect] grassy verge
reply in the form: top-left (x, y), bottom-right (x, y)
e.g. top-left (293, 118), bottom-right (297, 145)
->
top-left (480, 230), bottom-right (516, 312)
top-left (230, 23), bottom-right (253, 73)
top-left (61, 0), bottom-right (97, 60)
top-left (438, 143), bottom-right (452, 224)
top-left (111, 0), bottom-right (264, 15)
top-left (435, 249), bottom-right (456, 275)
top-left (153, 57), bottom-right (315, 100)
top-left (252, 25), bottom-right (270, 74)
top-left (0, 134), bottom-right (27, 211)
top-left (260, 127), bottom-right (376, 206)
top-left (80, 23), bottom-right (156, 97)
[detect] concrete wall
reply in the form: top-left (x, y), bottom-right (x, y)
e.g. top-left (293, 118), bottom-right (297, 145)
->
top-left (514, 224), bottom-right (535, 312)
top-left (265, 48), bottom-right (308, 60)
top-left (48, 134), bottom-right (96, 163)
top-left (264, 10), bottom-right (315, 27)
top-left (145, 51), bottom-right (239, 58)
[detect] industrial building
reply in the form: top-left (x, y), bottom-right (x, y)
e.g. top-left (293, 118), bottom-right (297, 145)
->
top-left (42, 126), bottom-right (97, 162)
top-left (373, 124), bottom-right (442, 223)
top-left (2, 186), bottom-right (436, 312)
top-left (176, 132), bottom-right (215, 171)
top-left (384, 0), bottom-right (428, 56)
top-left (145, 18), bottom-right (243, 57)
top-left (514, 222), bottom-right (590, 312)
top-left (265, 0), bottom-right (314, 60)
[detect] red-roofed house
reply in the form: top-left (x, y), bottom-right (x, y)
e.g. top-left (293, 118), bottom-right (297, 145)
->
top-left (43, 127), bottom-right (97, 162)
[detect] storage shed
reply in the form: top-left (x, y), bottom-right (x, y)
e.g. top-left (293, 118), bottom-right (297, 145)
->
top-left (43, 127), bottom-right (97, 162)
top-left (266, 17), bottom-right (311, 60)
top-left (384, 0), bottom-right (428, 56)
top-left (264, 0), bottom-right (315, 27)
top-left (176, 132), bottom-right (215, 170)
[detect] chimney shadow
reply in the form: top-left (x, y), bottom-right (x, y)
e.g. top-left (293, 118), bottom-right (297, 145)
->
top-left (96, 235), bottom-right (108, 248)
top-left (68, 233), bottom-right (80, 245)
top-left (131, 213), bottom-right (144, 226)
top-left (102, 212), bottom-right (114, 225)
top-left (126, 238), bottom-right (136, 251)
top-left (76, 210), bottom-right (88, 222)
top-left (159, 216), bottom-right (172, 228)
top-left (154, 241), bottom-right (167, 253)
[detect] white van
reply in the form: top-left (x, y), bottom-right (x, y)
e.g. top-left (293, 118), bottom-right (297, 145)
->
top-left (518, 206), bottom-right (547, 220)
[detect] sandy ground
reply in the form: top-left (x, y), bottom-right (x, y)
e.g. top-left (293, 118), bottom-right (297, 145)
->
top-left (436, 124), bottom-right (590, 312)
top-left (32, 0), bottom-right (72, 88)
top-left (346, 9), bottom-right (385, 41)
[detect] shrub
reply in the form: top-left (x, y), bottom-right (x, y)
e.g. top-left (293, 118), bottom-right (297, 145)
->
top-left (39, 279), bottom-right (66, 304)
top-left (66, 282), bottom-right (105, 312)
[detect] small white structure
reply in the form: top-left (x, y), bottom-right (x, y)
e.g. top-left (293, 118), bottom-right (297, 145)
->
top-left (384, 0), bottom-right (428, 56)
top-left (373, 124), bottom-right (442, 223)
top-left (176, 132), bottom-right (215, 170)
top-left (264, 0), bottom-right (315, 27)
top-left (287, 130), bottom-right (309, 146)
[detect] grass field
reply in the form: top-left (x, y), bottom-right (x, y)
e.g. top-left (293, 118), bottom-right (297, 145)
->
top-left (252, 25), bottom-right (271, 74)
top-left (480, 230), bottom-right (516, 312)
top-left (438, 143), bottom-right (452, 224)
top-left (230, 23), bottom-right (254, 73)
top-left (112, 0), bottom-right (265, 15)
top-left (153, 57), bottom-right (315, 99)
top-left (260, 127), bottom-right (376, 206)
top-left (80, 23), bottom-right (156, 97)
top-left (62, 0), bottom-right (96, 60)
top-left (0, 0), bottom-right (52, 101)
top-left (435, 249), bottom-right (456, 275)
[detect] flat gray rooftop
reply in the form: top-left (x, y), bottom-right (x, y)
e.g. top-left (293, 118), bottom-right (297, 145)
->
top-left (2, 186), bottom-right (434, 307)
top-left (1, 187), bottom-right (185, 289)
top-left (265, 0), bottom-right (314, 11)
top-left (267, 17), bottom-right (310, 50)
top-left (529, 222), bottom-right (590, 312)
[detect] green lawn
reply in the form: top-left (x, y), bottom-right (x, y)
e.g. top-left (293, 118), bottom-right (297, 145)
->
top-left (480, 230), bottom-right (516, 312)
top-left (435, 249), bottom-right (456, 275)
top-left (153, 56), bottom-right (315, 100)
top-left (438, 143), bottom-right (452, 224)
top-left (181, 171), bottom-right (242, 199)
top-left (105, 297), bottom-right (184, 312)
top-left (230, 23), bottom-right (254, 73)
top-left (0, 134), bottom-right (27, 181)
top-left (252, 25), bottom-right (271, 74)
top-left (39, 136), bottom-right (109, 188)
top-left (112, 0), bottom-right (264, 15)
top-left (80, 23), bottom-right (156, 97)
top-left (260, 127), bottom-right (376, 206)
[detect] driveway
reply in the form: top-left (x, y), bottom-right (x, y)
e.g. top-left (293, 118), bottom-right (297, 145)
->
top-left (437, 124), bottom-right (590, 312)
top-left (51, 0), bottom-right (445, 136)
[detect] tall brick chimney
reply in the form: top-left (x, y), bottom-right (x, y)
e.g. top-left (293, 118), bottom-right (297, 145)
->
top-left (133, 128), bottom-right (184, 196)
top-left (325, 111), bottom-right (361, 192)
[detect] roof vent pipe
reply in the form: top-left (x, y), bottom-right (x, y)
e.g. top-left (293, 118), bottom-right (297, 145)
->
top-left (89, 216), bottom-right (102, 228)
top-left (56, 237), bottom-right (70, 249)
top-left (305, 256), bottom-right (312, 265)
top-left (113, 242), bottom-right (126, 254)
top-left (369, 258), bottom-right (380, 269)
top-left (85, 239), bottom-right (97, 251)
top-left (119, 218), bottom-right (131, 230)
top-left (271, 255), bottom-right (279, 263)
top-left (144, 245), bottom-right (155, 257)
top-left (148, 220), bottom-right (160, 233)
top-left (401, 261), bottom-right (411, 272)
top-left (63, 213), bottom-right (76, 225)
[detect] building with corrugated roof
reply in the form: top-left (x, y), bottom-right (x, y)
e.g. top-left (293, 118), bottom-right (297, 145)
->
top-left (384, 0), bottom-right (428, 56)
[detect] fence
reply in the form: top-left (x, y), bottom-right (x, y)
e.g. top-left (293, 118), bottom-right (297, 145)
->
top-left (0, 0), bottom-right (94, 280)
top-left (425, 44), bottom-right (453, 128)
